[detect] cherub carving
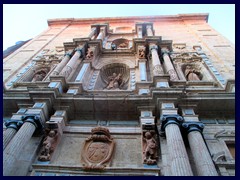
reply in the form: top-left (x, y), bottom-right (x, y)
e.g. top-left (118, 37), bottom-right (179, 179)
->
top-left (138, 48), bottom-right (145, 58)
top-left (38, 129), bottom-right (58, 161)
top-left (143, 131), bottom-right (157, 165)
top-left (86, 47), bottom-right (94, 60)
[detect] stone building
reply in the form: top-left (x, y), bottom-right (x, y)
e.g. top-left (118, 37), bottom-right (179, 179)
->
top-left (3, 14), bottom-right (235, 176)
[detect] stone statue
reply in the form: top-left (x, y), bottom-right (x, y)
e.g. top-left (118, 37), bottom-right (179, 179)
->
top-left (32, 69), bottom-right (47, 82)
top-left (86, 47), bottom-right (94, 60)
top-left (105, 73), bottom-right (125, 90)
top-left (118, 42), bottom-right (128, 48)
top-left (38, 130), bottom-right (58, 161)
top-left (185, 65), bottom-right (201, 81)
top-left (143, 131), bottom-right (157, 165)
top-left (138, 48), bottom-right (145, 58)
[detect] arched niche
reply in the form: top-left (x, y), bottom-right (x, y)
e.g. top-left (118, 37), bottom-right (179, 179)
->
top-left (95, 63), bottom-right (130, 90)
top-left (112, 38), bottom-right (129, 49)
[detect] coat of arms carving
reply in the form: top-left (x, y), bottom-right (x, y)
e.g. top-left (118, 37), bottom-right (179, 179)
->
top-left (81, 126), bottom-right (115, 170)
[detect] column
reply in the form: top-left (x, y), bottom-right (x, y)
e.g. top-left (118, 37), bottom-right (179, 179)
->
top-left (146, 25), bottom-right (153, 36)
top-left (96, 27), bottom-right (106, 41)
top-left (88, 27), bottom-right (97, 39)
top-left (59, 48), bottom-right (82, 80)
top-left (161, 49), bottom-right (179, 81)
top-left (139, 61), bottom-right (147, 81)
top-left (3, 115), bottom-right (42, 176)
top-left (161, 115), bottom-right (193, 176)
top-left (137, 25), bottom-right (143, 38)
top-left (149, 44), bottom-right (164, 76)
top-left (3, 120), bottom-right (23, 150)
top-left (50, 51), bottom-right (72, 76)
top-left (182, 122), bottom-right (218, 176)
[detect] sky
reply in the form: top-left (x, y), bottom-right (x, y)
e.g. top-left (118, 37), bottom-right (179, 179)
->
top-left (3, 4), bottom-right (235, 51)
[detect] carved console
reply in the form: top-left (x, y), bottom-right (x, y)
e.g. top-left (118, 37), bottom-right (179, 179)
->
top-left (81, 126), bottom-right (115, 170)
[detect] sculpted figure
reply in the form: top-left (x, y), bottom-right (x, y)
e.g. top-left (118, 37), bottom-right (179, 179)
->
top-left (38, 130), bottom-right (58, 161)
top-left (86, 47), bottom-right (94, 59)
top-left (118, 42), bottom-right (128, 48)
top-left (105, 73), bottom-right (124, 90)
top-left (32, 69), bottom-right (47, 82)
top-left (143, 132), bottom-right (157, 164)
top-left (185, 65), bottom-right (201, 81)
top-left (138, 48), bottom-right (145, 58)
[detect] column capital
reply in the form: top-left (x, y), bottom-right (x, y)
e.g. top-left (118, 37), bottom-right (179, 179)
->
top-left (4, 119), bottom-right (24, 130)
top-left (160, 114), bottom-right (183, 131)
top-left (22, 115), bottom-right (43, 130)
top-left (182, 122), bottom-right (204, 134)
top-left (161, 47), bottom-right (170, 54)
top-left (149, 44), bottom-right (158, 51)
top-left (64, 50), bottom-right (73, 57)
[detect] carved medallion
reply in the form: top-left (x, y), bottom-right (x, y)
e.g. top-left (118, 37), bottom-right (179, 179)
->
top-left (81, 126), bottom-right (115, 170)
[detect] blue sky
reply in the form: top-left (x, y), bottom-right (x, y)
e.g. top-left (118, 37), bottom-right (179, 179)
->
top-left (3, 4), bottom-right (235, 50)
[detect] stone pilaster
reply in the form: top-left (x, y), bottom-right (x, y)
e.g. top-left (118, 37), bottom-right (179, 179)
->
top-left (3, 115), bottom-right (43, 176)
top-left (161, 114), bottom-right (193, 176)
top-left (50, 51), bottom-right (72, 76)
top-left (88, 27), bottom-right (97, 39)
top-left (146, 25), bottom-right (153, 36)
top-left (59, 48), bottom-right (82, 80)
top-left (149, 44), bottom-right (164, 76)
top-left (161, 48), bottom-right (179, 81)
top-left (182, 122), bottom-right (218, 176)
top-left (3, 120), bottom-right (23, 150)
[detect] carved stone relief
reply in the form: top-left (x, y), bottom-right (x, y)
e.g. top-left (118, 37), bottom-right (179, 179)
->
top-left (153, 65), bottom-right (164, 76)
top-left (142, 130), bottom-right (158, 165)
top-left (105, 73), bottom-right (125, 90)
top-left (85, 47), bottom-right (95, 60)
top-left (81, 126), bottom-right (115, 170)
top-left (38, 129), bottom-right (58, 161)
top-left (171, 52), bottom-right (201, 63)
top-left (138, 46), bottom-right (146, 59)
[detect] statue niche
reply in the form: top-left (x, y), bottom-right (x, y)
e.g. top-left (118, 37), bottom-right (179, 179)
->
top-left (38, 129), bottom-right (58, 161)
top-left (100, 63), bottom-right (130, 90)
top-left (31, 68), bottom-right (48, 82)
top-left (112, 38), bottom-right (129, 49)
top-left (183, 65), bottom-right (202, 81)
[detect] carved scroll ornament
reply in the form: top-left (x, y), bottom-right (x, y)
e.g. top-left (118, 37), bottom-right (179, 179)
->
top-left (81, 126), bottom-right (115, 170)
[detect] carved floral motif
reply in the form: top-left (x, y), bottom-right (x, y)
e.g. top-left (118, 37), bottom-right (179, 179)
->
top-left (81, 126), bottom-right (115, 170)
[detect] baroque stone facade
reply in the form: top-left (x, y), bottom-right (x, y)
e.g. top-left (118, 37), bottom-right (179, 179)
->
top-left (3, 14), bottom-right (235, 176)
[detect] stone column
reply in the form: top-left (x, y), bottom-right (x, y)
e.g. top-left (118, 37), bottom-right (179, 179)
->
top-left (59, 48), bottom-right (82, 79)
top-left (136, 25), bottom-right (142, 38)
top-left (182, 122), bottom-right (218, 176)
top-left (3, 120), bottom-right (23, 150)
top-left (161, 115), bottom-right (193, 176)
top-left (161, 49), bottom-right (179, 81)
top-left (146, 25), bottom-right (153, 36)
top-left (3, 115), bottom-right (42, 176)
top-left (149, 44), bottom-right (164, 76)
top-left (50, 51), bottom-right (72, 76)
top-left (96, 27), bottom-right (106, 41)
top-left (88, 27), bottom-right (97, 39)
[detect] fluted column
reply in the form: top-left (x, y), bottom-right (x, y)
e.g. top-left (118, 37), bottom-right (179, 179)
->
top-left (50, 51), bottom-right (72, 76)
top-left (3, 120), bottom-right (23, 150)
top-left (96, 27), bottom-right (106, 41)
top-left (161, 49), bottom-right (179, 81)
top-left (149, 44), bottom-right (164, 76)
top-left (3, 115), bottom-right (42, 176)
top-left (161, 115), bottom-right (193, 176)
top-left (182, 122), bottom-right (218, 176)
top-left (59, 48), bottom-right (82, 79)
top-left (88, 27), bottom-right (97, 39)
top-left (146, 25), bottom-right (153, 36)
